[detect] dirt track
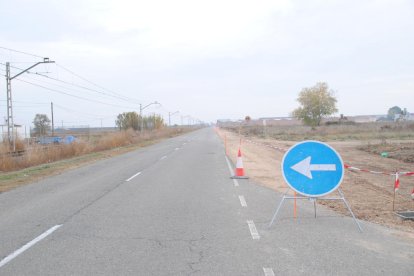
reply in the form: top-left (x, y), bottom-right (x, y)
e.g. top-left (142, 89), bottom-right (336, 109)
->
top-left (217, 128), bottom-right (414, 235)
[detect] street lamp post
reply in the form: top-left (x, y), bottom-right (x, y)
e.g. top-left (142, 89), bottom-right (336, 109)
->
top-left (168, 111), bottom-right (179, 126)
top-left (140, 101), bottom-right (159, 131)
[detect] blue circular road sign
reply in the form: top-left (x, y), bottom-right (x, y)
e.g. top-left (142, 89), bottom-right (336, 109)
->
top-left (281, 140), bottom-right (344, 197)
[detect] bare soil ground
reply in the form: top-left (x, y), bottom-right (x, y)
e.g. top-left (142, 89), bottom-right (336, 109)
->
top-left (360, 142), bottom-right (414, 163)
top-left (216, 128), bottom-right (414, 236)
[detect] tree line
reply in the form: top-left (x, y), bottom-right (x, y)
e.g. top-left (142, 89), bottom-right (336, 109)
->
top-left (31, 112), bottom-right (165, 137)
top-left (115, 112), bottom-right (164, 131)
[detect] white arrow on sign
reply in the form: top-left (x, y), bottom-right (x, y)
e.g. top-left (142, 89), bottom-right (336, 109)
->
top-left (291, 156), bottom-right (336, 179)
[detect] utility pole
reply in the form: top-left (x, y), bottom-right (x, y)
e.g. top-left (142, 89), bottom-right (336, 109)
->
top-left (5, 58), bottom-right (55, 150)
top-left (51, 102), bottom-right (54, 136)
top-left (5, 62), bottom-right (13, 146)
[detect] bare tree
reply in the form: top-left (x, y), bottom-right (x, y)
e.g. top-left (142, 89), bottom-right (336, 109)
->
top-left (33, 114), bottom-right (51, 136)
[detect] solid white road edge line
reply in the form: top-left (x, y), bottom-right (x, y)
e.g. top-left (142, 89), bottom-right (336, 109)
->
top-left (126, 172), bottom-right (142, 182)
top-left (263, 267), bottom-right (275, 276)
top-left (247, 220), bottom-right (260, 240)
top-left (0, 225), bottom-right (62, 268)
top-left (160, 156), bottom-right (167, 160)
top-left (239, 195), bottom-right (247, 207)
top-left (225, 156), bottom-right (239, 187)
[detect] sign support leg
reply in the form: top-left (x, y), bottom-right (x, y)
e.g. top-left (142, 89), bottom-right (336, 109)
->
top-left (338, 189), bottom-right (363, 232)
top-left (268, 189), bottom-right (289, 228)
top-left (268, 189), bottom-right (363, 232)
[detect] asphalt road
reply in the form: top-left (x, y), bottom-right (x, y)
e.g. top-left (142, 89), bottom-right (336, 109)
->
top-left (0, 128), bottom-right (413, 275)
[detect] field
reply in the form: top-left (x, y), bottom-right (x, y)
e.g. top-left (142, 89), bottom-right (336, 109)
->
top-left (0, 127), bottom-right (193, 192)
top-left (217, 122), bottom-right (414, 235)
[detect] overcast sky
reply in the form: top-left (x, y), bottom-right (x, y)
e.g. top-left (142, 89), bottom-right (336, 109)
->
top-left (1, 0), bottom-right (413, 127)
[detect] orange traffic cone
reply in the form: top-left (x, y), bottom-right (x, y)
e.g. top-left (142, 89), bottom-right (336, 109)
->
top-left (231, 148), bottom-right (249, 179)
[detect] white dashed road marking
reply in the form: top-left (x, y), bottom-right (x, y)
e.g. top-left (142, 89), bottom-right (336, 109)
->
top-left (239, 195), bottom-right (247, 207)
top-left (0, 225), bottom-right (62, 268)
top-left (126, 171), bottom-right (142, 182)
top-left (247, 220), bottom-right (260, 240)
top-left (263, 267), bottom-right (275, 276)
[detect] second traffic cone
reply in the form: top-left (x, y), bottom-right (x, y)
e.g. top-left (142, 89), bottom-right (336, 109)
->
top-left (231, 148), bottom-right (249, 179)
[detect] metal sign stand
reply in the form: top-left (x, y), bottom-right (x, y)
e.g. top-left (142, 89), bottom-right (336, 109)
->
top-left (269, 188), bottom-right (363, 232)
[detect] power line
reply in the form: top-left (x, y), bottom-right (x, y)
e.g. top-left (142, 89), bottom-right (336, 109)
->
top-left (2, 62), bottom-right (136, 106)
top-left (0, 46), bottom-right (44, 59)
top-left (14, 78), bottom-right (140, 109)
top-left (53, 103), bottom-right (109, 118)
top-left (1, 62), bottom-right (150, 126)
top-left (19, 74), bottom-right (125, 103)
top-left (32, 72), bottom-right (135, 103)
top-left (1, 48), bottom-right (185, 124)
top-left (1, 62), bottom-right (142, 104)
top-left (0, 47), bottom-right (147, 109)
top-left (1, 61), bottom-right (49, 64)
top-left (0, 100), bottom-right (49, 105)
top-left (56, 63), bottom-right (142, 104)
top-left (9, 105), bottom-right (49, 108)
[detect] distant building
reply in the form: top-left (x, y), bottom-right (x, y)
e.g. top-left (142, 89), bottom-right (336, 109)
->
top-left (216, 119), bottom-right (232, 124)
top-left (258, 117), bottom-right (301, 126)
top-left (349, 115), bottom-right (384, 123)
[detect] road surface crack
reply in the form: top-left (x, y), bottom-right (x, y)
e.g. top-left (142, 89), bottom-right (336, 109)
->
top-left (187, 236), bottom-right (207, 275)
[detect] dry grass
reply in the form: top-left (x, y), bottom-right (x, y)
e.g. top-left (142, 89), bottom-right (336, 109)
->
top-left (0, 127), bottom-right (192, 173)
top-left (223, 122), bottom-right (414, 142)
